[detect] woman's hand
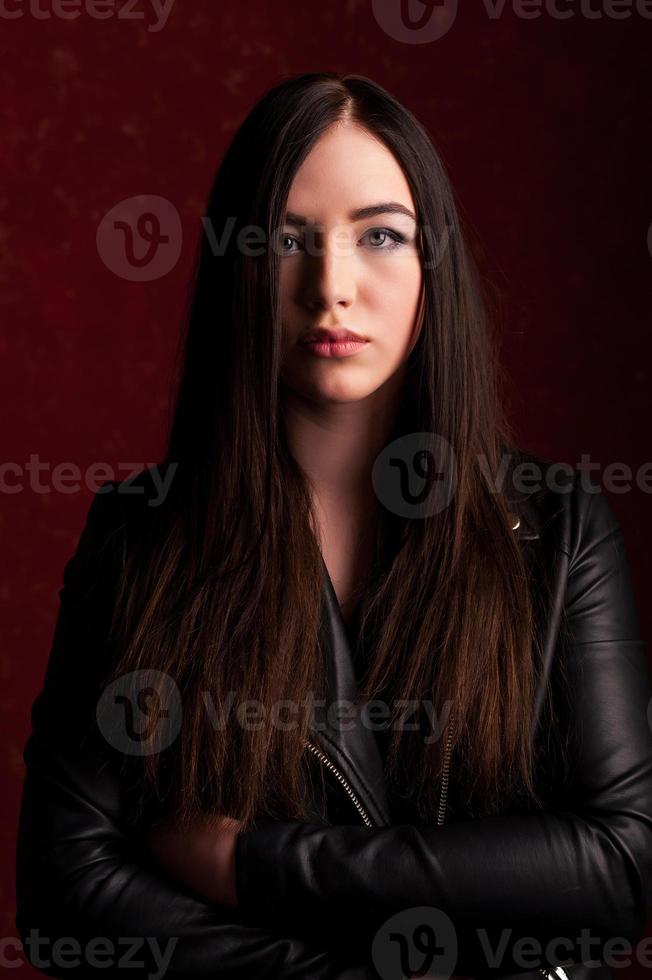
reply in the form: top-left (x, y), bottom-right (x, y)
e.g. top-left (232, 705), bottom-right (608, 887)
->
top-left (144, 812), bottom-right (244, 907)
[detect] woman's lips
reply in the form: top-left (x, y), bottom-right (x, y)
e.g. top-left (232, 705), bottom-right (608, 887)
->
top-left (299, 338), bottom-right (370, 358)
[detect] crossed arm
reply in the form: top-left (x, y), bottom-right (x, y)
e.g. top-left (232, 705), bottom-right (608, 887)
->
top-left (15, 485), bottom-right (373, 980)
top-left (17, 479), bottom-right (652, 979)
top-left (231, 483), bottom-right (652, 972)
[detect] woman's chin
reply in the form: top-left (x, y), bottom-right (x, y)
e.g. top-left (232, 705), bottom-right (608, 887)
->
top-left (300, 380), bottom-right (385, 406)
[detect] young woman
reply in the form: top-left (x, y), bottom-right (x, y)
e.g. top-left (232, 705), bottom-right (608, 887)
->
top-left (16, 72), bottom-right (652, 980)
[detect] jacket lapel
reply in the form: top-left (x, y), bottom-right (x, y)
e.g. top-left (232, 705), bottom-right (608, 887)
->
top-left (311, 556), bottom-right (392, 827)
top-left (504, 450), bottom-right (568, 541)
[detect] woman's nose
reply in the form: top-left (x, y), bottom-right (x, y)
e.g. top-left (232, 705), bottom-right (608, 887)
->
top-left (303, 235), bottom-right (357, 312)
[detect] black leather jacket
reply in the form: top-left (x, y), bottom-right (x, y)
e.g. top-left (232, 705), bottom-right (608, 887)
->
top-left (15, 453), bottom-right (652, 980)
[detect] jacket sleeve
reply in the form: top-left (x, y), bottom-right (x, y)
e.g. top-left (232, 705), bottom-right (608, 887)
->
top-left (235, 478), bottom-right (652, 970)
top-left (15, 485), bottom-right (373, 980)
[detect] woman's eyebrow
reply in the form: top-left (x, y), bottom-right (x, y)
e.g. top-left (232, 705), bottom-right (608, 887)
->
top-left (284, 202), bottom-right (417, 227)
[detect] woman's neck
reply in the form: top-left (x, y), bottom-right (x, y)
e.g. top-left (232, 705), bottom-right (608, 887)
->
top-left (281, 379), bottom-right (400, 617)
top-left (280, 375), bottom-right (403, 505)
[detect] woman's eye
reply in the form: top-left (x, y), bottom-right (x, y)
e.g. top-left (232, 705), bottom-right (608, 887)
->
top-left (280, 233), bottom-right (300, 254)
top-left (279, 228), bottom-right (406, 255)
top-left (361, 227), bottom-right (406, 250)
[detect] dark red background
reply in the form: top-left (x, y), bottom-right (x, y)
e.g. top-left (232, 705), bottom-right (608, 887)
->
top-left (2, 1), bottom-right (651, 975)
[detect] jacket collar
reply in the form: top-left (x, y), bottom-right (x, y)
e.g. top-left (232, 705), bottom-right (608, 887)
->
top-left (314, 556), bottom-right (393, 826)
top-left (505, 451), bottom-right (569, 541)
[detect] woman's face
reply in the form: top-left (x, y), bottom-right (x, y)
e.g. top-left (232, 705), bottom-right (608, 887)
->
top-left (278, 120), bottom-right (424, 406)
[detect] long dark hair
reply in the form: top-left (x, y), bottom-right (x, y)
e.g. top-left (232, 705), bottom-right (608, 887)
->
top-left (101, 71), bottom-right (568, 832)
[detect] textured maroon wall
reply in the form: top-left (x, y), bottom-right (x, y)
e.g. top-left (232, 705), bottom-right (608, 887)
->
top-left (3, 1), bottom-right (651, 975)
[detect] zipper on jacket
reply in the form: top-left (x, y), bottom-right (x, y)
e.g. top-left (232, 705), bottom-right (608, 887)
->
top-left (308, 714), bottom-right (573, 980)
top-left (305, 717), bottom-right (454, 830)
top-left (304, 738), bottom-right (374, 827)
top-left (436, 719), bottom-right (454, 826)
top-left (437, 719), bottom-right (571, 980)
